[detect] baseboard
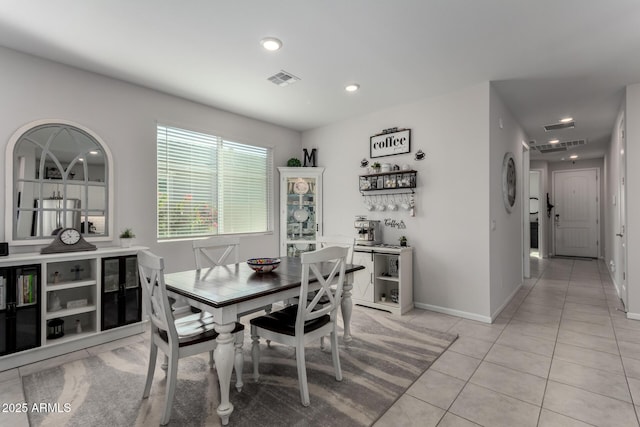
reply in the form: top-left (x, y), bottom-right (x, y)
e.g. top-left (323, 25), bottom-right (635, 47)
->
top-left (414, 302), bottom-right (492, 324)
top-left (490, 283), bottom-right (523, 322)
top-left (626, 312), bottom-right (640, 321)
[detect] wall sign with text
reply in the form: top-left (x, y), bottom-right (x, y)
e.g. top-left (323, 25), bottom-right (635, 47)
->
top-left (370, 129), bottom-right (411, 158)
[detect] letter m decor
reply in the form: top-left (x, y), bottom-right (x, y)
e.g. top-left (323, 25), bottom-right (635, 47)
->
top-left (370, 129), bottom-right (411, 158)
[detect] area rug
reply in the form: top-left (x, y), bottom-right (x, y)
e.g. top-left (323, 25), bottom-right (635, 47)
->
top-left (23, 307), bottom-right (457, 426)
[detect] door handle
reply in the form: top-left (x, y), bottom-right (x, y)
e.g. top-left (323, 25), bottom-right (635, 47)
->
top-left (616, 233), bottom-right (624, 237)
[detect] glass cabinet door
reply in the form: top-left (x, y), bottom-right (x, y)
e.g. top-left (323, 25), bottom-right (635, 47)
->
top-left (101, 255), bottom-right (140, 330)
top-left (279, 167), bottom-right (324, 257)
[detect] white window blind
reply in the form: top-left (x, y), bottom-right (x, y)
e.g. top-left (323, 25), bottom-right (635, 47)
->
top-left (157, 125), bottom-right (273, 240)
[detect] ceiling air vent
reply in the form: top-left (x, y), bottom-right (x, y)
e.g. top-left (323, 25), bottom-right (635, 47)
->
top-left (544, 121), bottom-right (575, 131)
top-left (531, 139), bottom-right (587, 153)
top-left (267, 70), bottom-right (301, 87)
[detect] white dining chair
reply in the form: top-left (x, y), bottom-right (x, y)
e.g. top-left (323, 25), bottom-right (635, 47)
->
top-left (192, 236), bottom-right (273, 318)
top-left (193, 236), bottom-right (240, 269)
top-left (168, 236), bottom-right (243, 317)
top-left (137, 250), bottom-right (245, 425)
top-left (312, 235), bottom-right (354, 349)
top-left (250, 245), bottom-right (348, 407)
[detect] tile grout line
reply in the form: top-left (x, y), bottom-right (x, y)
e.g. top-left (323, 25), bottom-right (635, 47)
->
top-left (434, 260), bottom-right (549, 426)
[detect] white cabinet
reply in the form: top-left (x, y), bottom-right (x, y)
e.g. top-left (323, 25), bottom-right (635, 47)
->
top-left (352, 246), bottom-right (413, 315)
top-left (0, 247), bottom-right (145, 371)
top-left (278, 167), bottom-right (324, 257)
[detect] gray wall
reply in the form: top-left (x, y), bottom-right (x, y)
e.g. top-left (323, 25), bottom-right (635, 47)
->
top-left (0, 46), bottom-right (301, 273)
top-left (302, 82), bottom-right (523, 322)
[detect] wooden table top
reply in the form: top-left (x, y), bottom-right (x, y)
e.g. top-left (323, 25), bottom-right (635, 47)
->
top-left (164, 256), bottom-right (364, 308)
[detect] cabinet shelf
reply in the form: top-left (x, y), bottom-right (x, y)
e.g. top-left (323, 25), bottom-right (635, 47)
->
top-left (378, 300), bottom-right (399, 307)
top-left (47, 279), bottom-right (97, 291)
top-left (46, 304), bottom-right (96, 320)
top-left (376, 275), bottom-right (399, 282)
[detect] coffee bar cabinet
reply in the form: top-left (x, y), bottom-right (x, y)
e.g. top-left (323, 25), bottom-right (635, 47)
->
top-left (0, 264), bottom-right (41, 356)
top-left (0, 247), bottom-right (145, 371)
top-left (102, 255), bottom-right (141, 330)
top-left (278, 167), bottom-right (324, 257)
top-left (352, 245), bottom-right (413, 315)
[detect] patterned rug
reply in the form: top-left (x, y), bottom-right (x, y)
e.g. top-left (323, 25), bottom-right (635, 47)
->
top-left (23, 307), bottom-right (457, 426)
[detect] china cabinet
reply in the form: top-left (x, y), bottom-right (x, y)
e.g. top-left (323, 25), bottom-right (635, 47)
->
top-left (352, 245), bottom-right (413, 315)
top-left (278, 167), bottom-right (324, 257)
top-left (0, 247), bottom-right (145, 371)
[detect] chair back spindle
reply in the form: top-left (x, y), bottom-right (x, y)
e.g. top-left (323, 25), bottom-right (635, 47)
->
top-left (193, 236), bottom-right (241, 269)
top-left (297, 246), bottom-right (347, 334)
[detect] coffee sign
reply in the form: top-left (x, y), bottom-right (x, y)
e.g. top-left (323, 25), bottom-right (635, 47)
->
top-left (370, 128), bottom-right (411, 158)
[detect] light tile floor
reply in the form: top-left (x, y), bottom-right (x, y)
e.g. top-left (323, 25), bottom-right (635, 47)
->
top-left (2, 256), bottom-right (640, 426)
top-left (375, 256), bottom-right (640, 427)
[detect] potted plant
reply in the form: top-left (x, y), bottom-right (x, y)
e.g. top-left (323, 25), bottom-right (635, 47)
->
top-left (287, 157), bottom-right (302, 167)
top-left (399, 236), bottom-right (407, 247)
top-left (119, 228), bottom-right (135, 247)
top-left (371, 162), bottom-right (381, 173)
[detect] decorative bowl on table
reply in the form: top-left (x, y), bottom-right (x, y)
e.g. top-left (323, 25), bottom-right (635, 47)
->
top-left (247, 258), bottom-right (281, 273)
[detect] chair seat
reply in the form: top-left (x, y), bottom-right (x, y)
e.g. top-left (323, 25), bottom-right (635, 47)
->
top-left (159, 312), bottom-right (244, 347)
top-left (250, 305), bottom-right (330, 336)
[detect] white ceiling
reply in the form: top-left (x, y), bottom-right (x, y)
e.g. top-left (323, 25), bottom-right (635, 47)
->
top-left (1, 1), bottom-right (639, 162)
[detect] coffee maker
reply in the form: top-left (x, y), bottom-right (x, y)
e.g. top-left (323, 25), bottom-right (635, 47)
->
top-left (354, 217), bottom-right (381, 246)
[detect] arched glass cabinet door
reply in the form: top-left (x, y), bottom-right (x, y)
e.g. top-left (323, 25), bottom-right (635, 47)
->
top-left (6, 120), bottom-right (113, 245)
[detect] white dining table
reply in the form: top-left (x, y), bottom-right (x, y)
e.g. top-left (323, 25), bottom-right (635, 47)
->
top-left (163, 256), bottom-right (364, 425)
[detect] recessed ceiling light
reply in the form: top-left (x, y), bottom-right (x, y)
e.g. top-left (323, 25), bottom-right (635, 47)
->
top-left (345, 83), bottom-right (360, 92)
top-left (549, 139), bottom-right (559, 144)
top-left (569, 155), bottom-right (578, 159)
top-left (260, 37), bottom-right (282, 51)
top-left (560, 117), bottom-right (573, 123)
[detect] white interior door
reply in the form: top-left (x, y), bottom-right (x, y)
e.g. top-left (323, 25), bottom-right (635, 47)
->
top-left (618, 118), bottom-right (628, 308)
top-left (553, 169), bottom-right (599, 258)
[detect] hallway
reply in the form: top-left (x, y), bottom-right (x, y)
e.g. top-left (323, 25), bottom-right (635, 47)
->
top-left (376, 256), bottom-right (640, 426)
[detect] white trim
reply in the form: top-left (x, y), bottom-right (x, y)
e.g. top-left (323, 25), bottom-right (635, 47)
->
top-left (522, 142), bottom-right (530, 279)
top-left (491, 281), bottom-right (523, 321)
top-left (0, 322), bottom-right (145, 372)
top-left (5, 119), bottom-right (115, 246)
top-left (626, 312), bottom-right (640, 321)
top-left (414, 302), bottom-right (492, 324)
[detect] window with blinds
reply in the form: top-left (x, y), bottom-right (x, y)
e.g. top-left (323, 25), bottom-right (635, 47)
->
top-left (157, 125), bottom-right (273, 240)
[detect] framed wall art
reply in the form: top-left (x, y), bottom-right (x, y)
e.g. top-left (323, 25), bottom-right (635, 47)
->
top-left (370, 128), bottom-right (411, 158)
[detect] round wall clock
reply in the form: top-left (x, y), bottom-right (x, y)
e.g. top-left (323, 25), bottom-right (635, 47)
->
top-left (502, 152), bottom-right (517, 213)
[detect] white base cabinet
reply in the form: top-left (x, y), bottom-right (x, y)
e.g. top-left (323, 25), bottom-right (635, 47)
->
top-left (0, 247), bottom-right (145, 371)
top-left (352, 246), bottom-right (413, 315)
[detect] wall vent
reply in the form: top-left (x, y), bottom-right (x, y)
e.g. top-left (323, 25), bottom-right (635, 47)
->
top-left (531, 139), bottom-right (586, 153)
top-left (544, 121), bottom-right (575, 131)
top-left (267, 70), bottom-right (301, 87)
